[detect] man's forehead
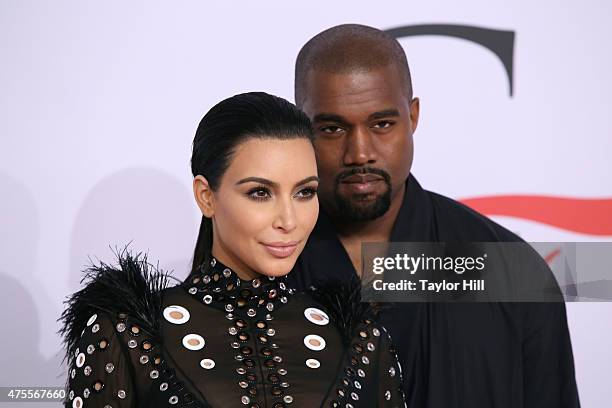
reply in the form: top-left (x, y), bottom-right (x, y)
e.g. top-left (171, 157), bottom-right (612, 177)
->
top-left (302, 68), bottom-right (405, 119)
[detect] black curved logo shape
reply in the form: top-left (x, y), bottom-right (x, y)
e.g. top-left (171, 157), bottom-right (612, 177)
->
top-left (385, 24), bottom-right (515, 96)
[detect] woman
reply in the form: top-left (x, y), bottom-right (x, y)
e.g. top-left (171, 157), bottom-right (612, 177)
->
top-left (60, 92), bottom-right (405, 408)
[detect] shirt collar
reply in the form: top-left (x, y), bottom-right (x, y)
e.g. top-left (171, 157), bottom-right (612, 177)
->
top-left (184, 256), bottom-right (293, 316)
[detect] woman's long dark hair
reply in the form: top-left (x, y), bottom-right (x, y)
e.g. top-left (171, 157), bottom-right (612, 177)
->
top-left (190, 92), bottom-right (314, 273)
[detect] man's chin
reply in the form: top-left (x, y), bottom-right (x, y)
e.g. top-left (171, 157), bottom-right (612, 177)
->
top-left (334, 192), bottom-right (391, 222)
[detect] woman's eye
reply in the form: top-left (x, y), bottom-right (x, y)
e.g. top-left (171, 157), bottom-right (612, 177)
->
top-left (247, 187), bottom-right (271, 201)
top-left (295, 187), bottom-right (318, 200)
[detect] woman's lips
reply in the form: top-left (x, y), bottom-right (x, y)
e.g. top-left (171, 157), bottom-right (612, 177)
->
top-left (261, 241), bottom-right (299, 258)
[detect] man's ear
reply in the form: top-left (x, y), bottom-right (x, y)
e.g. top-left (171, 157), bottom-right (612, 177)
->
top-left (409, 97), bottom-right (420, 133)
top-left (193, 175), bottom-right (215, 218)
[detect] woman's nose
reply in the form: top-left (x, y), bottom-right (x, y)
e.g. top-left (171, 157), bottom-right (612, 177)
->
top-left (272, 200), bottom-right (297, 232)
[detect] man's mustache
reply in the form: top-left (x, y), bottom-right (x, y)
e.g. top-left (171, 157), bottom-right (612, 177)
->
top-left (334, 167), bottom-right (391, 185)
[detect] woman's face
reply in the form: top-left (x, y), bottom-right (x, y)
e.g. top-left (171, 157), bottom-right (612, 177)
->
top-left (194, 137), bottom-right (319, 279)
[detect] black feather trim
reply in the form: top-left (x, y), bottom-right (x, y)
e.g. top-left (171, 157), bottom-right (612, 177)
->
top-left (57, 245), bottom-right (178, 364)
top-left (307, 274), bottom-right (388, 346)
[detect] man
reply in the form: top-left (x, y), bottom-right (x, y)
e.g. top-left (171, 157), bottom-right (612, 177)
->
top-left (288, 24), bottom-right (580, 407)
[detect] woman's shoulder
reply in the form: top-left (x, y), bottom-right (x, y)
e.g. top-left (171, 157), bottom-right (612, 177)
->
top-left (59, 249), bottom-right (204, 407)
top-left (293, 276), bottom-right (407, 406)
top-left (290, 275), bottom-right (382, 343)
top-left (59, 248), bottom-right (178, 362)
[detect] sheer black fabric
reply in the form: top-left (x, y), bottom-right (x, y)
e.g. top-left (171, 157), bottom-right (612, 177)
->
top-left (61, 254), bottom-right (406, 408)
top-left (289, 174), bottom-right (580, 408)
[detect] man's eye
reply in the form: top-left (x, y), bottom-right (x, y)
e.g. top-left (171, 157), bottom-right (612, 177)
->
top-left (319, 126), bottom-right (344, 134)
top-left (373, 121), bottom-right (394, 129)
top-left (247, 187), bottom-right (271, 201)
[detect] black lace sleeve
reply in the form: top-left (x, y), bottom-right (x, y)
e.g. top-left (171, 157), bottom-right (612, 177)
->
top-left (374, 325), bottom-right (406, 407)
top-left (64, 312), bottom-right (136, 407)
top-left (58, 248), bottom-right (196, 408)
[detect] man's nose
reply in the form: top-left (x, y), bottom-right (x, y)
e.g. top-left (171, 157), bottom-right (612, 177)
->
top-left (343, 126), bottom-right (377, 166)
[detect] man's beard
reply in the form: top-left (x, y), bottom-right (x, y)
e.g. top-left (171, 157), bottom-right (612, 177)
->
top-left (333, 167), bottom-right (392, 222)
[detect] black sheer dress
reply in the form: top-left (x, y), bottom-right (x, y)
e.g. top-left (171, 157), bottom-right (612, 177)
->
top-left (60, 252), bottom-right (406, 408)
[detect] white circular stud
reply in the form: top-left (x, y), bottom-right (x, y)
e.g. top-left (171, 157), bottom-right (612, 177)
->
top-left (200, 358), bottom-right (215, 369)
top-left (303, 334), bottom-right (326, 351)
top-left (163, 305), bottom-right (190, 324)
top-left (182, 334), bottom-right (205, 351)
top-left (304, 308), bottom-right (329, 326)
top-left (305, 358), bottom-right (320, 369)
top-left (75, 353), bottom-right (86, 368)
top-left (86, 314), bottom-right (97, 326)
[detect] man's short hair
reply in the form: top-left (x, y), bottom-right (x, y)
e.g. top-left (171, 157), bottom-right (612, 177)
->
top-left (294, 24), bottom-right (413, 107)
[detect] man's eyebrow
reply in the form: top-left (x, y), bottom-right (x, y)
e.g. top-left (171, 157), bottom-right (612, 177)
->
top-left (312, 110), bottom-right (400, 124)
top-left (369, 109), bottom-right (400, 120)
top-left (235, 176), bottom-right (319, 188)
top-left (312, 113), bottom-right (349, 125)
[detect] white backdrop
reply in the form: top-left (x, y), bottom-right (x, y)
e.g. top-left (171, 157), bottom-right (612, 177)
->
top-left (1, 1), bottom-right (610, 406)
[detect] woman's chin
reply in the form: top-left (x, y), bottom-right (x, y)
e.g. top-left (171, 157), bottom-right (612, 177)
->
top-left (256, 257), bottom-right (297, 278)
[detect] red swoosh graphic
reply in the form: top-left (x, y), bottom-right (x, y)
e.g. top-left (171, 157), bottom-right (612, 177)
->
top-left (459, 196), bottom-right (612, 235)
top-left (544, 248), bottom-right (561, 264)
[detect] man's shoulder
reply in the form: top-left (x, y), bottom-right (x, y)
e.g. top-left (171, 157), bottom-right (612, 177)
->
top-left (426, 189), bottom-right (522, 242)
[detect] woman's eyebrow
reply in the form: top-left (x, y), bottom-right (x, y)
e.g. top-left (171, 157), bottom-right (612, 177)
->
top-left (235, 175), bottom-right (319, 188)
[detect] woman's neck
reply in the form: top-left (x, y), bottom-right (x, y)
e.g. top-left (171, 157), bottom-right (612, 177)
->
top-left (210, 245), bottom-right (261, 281)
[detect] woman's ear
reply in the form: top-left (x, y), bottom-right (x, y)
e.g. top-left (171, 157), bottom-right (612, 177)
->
top-left (193, 175), bottom-right (215, 217)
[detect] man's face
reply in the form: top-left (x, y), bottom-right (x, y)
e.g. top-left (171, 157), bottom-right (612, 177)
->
top-left (300, 64), bottom-right (419, 222)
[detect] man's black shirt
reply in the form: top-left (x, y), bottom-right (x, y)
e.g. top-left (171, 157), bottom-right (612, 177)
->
top-left (289, 174), bottom-right (580, 408)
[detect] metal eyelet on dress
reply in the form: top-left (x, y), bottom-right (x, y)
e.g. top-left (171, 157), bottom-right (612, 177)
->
top-left (98, 339), bottom-right (108, 349)
top-left (93, 381), bottom-right (104, 393)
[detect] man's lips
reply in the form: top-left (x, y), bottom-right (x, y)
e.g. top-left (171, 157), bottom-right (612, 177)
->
top-left (340, 174), bottom-right (384, 184)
